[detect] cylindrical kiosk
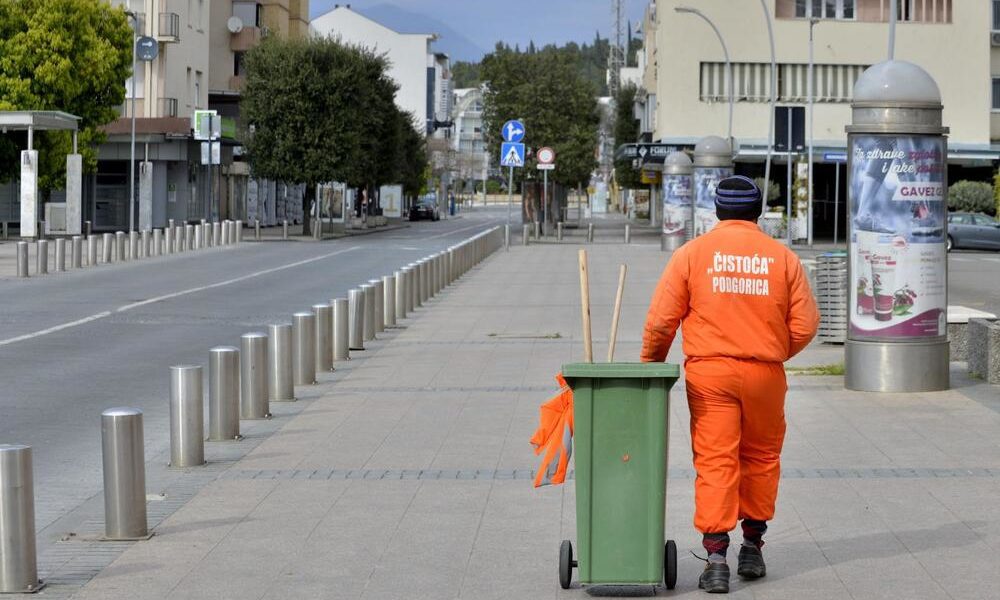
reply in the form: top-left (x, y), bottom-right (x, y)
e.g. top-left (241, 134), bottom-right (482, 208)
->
top-left (383, 275), bottom-right (397, 328)
top-left (241, 333), bottom-right (270, 419)
top-left (661, 151), bottom-right (694, 251)
top-left (208, 347), bottom-right (241, 441)
top-left (101, 407), bottom-right (148, 539)
top-left (0, 444), bottom-right (39, 593)
top-left (361, 283), bottom-right (376, 341)
top-left (332, 298), bottom-right (350, 361)
top-left (313, 304), bottom-right (334, 372)
top-left (169, 365), bottom-right (204, 467)
top-left (292, 312), bottom-right (317, 385)
top-left (348, 289), bottom-right (365, 351)
top-left (369, 279), bottom-right (385, 334)
top-left (267, 324), bottom-right (295, 402)
top-left (845, 61), bottom-right (949, 392)
top-left (692, 136), bottom-right (734, 239)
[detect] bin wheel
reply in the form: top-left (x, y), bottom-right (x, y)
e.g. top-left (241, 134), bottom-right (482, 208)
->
top-left (559, 540), bottom-right (574, 589)
top-left (664, 540), bottom-right (677, 590)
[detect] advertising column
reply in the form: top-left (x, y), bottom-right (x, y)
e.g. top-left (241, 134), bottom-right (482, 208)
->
top-left (845, 60), bottom-right (949, 392)
top-left (692, 136), bottom-right (733, 238)
top-left (661, 151), bottom-right (693, 251)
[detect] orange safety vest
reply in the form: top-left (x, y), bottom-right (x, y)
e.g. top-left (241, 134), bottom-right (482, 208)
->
top-left (530, 374), bottom-right (574, 488)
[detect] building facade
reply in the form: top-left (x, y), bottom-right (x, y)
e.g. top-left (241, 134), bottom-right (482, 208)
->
top-left (451, 88), bottom-right (488, 196)
top-left (645, 0), bottom-right (996, 239)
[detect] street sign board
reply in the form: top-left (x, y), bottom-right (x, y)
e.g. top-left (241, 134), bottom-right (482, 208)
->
top-left (136, 36), bottom-right (158, 61)
top-left (500, 142), bottom-right (525, 167)
top-left (501, 120), bottom-right (525, 143)
top-left (537, 147), bottom-right (555, 165)
top-left (537, 164), bottom-right (555, 171)
top-left (193, 110), bottom-right (220, 141)
top-left (823, 152), bottom-right (848, 163)
top-left (615, 143), bottom-right (676, 163)
top-left (200, 141), bottom-right (220, 165)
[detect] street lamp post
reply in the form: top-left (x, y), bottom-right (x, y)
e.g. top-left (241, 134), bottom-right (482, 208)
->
top-left (675, 6), bottom-right (732, 142)
top-left (808, 18), bottom-right (818, 246)
top-left (758, 0), bottom-right (777, 215)
top-left (125, 11), bottom-right (138, 234)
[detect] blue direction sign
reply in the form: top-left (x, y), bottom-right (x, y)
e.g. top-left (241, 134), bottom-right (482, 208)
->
top-left (500, 142), bottom-right (525, 168)
top-left (823, 152), bottom-right (848, 163)
top-left (501, 120), bottom-right (525, 143)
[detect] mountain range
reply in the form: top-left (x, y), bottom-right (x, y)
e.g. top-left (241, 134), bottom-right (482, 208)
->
top-left (309, 2), bottom-right (488, 62)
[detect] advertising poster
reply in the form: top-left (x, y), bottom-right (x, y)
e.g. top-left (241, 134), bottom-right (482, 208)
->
top-left (693, 167), bottom-right (732, 236)
top-left (662, 173), bottom-right (692, 241)
top-left (848, 135), bottom-right (946, 340)
top-left (380, 184), bottom-right (403, 218)
top-left (319, 182), bottom-right (345, 223)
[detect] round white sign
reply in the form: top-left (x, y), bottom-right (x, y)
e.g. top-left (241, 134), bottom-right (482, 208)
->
top-left (537, 147), bottom-right (555, 164)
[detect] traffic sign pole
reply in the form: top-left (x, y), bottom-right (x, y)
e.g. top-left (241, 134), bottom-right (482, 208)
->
top-left (506, 166), bottom-right (513, 226)
top-left (543, 169), bottom-right (548, 236)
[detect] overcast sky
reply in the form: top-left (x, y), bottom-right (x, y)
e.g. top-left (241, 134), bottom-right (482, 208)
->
top-left (310, 1), bottom-right (648, 59)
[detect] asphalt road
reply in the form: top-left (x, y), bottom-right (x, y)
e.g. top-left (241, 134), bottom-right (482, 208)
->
top-left (0, 208), bottom-right (506, 533)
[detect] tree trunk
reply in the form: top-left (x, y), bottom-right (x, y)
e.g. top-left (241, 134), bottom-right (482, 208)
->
top-left (301, 182), bottom-right (313, 237)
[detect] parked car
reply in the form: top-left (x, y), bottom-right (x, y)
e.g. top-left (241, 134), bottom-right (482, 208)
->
top-left (947, 212), bottom-right (1000, 251)
top-left (409, 197), bottom-right (440, 221)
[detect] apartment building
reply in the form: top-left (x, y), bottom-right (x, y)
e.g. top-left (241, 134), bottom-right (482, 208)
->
top-left (647, 0), bottom-right (996, 239)
top-left (452, 88), bottom-right (488, 195)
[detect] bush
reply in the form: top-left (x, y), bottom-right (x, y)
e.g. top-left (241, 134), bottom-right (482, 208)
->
top-left (948, 180), bottom-right (994, 215)
top-left (994, 173), bottom-right (1000, 216)
top-left (485, 179), bottom-right (502, 194)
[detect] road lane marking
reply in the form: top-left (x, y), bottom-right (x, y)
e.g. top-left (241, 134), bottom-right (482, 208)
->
top-left (420, 221), bottom-right (501, 240)
top-left (0, 246), bottom-right (361, 347)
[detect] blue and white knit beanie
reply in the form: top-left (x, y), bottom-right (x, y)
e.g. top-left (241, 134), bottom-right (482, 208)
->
top-left (715, 175), bottom-right (763, 219)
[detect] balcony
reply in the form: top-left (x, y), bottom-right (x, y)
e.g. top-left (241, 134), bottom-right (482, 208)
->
top-left (158, 13), bottom-right (180, 42)
top-left (158, 98), bottom-right (178, 118)
top-left (230, 26), bottom-right (262, 52)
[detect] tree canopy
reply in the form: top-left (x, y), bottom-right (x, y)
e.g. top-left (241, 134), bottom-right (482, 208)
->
top-left (0, 0), bottom-right (132, 192)
top-left (480, 43), bottom-right (599, 190)
top-left (241, 35), bottom-right (427, 233)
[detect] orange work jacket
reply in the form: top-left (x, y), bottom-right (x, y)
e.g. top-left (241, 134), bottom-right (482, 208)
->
top-left (641, 220), bottom-right (819, 363)
top-left (530, 374), bottom-right (574, 488)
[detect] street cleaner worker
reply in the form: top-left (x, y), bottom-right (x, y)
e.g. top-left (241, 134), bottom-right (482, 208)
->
top-left (640, 175), bottom-right (819, 594)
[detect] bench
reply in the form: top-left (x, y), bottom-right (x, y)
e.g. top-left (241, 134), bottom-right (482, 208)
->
top-left (948, 305), bottom-right (997, 363)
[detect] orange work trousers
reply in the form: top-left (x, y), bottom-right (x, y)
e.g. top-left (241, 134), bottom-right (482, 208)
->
top-left (685, 357), bottom-right (787, 534)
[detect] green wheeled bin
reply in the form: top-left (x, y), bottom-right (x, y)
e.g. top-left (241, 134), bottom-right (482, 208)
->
top-left (558, 362), bottom-right (681, 592)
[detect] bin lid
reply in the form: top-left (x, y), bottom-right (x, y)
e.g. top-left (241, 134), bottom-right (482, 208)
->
top-left (561, 362), bottom-right (681, 380)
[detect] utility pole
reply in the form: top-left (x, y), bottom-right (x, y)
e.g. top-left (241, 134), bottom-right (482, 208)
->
top-left (605, 0), bottom-right (626, 203)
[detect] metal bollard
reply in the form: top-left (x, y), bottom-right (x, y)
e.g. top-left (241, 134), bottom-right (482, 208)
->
top-left (102, 233), bottom-right (113, 263)
top-left (504, 224), bottom-right (510, 250)
top-left (36, 240), bottom-right (48, 275)
top-left (140, 230), bottom-right (150, 258)
top-left (292, 312), bottom-right (316, 385)
top-left (202, 223), bottom-right (210, 248)
top-left (194, 224), bottom-right (203, 250)
top-left (129, 231), bottom-right (138, 260)
top-left (174, 226), bottom-right (184, 253)
top-left (240, 333), bottom-right (270, 419)
top-left (72, 235), bottom-right (83, 269)
top-left (101, 407), bottom-right (147, 539)
top-left (369, 279), bottom-right (385, 334)
top-left (422, 260), bottom-right (431, 303)
top-left (332, 298), bottom-right (350, 361)
top-left (439, 254), bottom-right (448, 291)
top-left (221, 221), bottom-right (230, 246)
top-left (522, 224), bottom-right (530, 246)
top-left (208, 347), bottom-right (241, 441)
top-left (213, 222), bottom-right (221, 247)
top-left (169, 365), bottom-right (204, 467)
top-left (87, 235), bottom-right (97, 266)
top-left (152, 229), bottom-right (162, 256)
top-left (116, 231), bottom-right (126, 261)
top-left (282, 220), bottom-right (288, 240)
top-left (85, 220), bottom-right (92, 236)
top-left (383, 275), bottom-right (396, 328)
top-left (267, 324), bottom-right (295, 402)
top-left (164, 226), bottom-right (174, 255)
top-left (534, 221), bottom-right (540, 240)
top-left (0, 444), bottom-right (39, 593)
top-left (235, 220), bottom-right (243, 244)
top-left (255, 219), bottom-right (261, 240)
top-left (361, 283), bottom-right (376, 341)
top-left (588, 223), bottom-right (594, 243)
top-left (313, 304), bottom-right (334, 373)
top-left (397, 269), bottom-right (410, 319)
top-left (625, 224), bottom-right (631, 244)
top-left (54, 238), bottom-right (66, 272)
top-left (405, 266), bottom-right (416, 313)
top-left (557, 222), bottom-right (563, 241)
top-left (348, 288), bottom-right (365, 351)
top-left (430, 256), bottom-right (440, 296)
top-left (168, 219), bottom-right (175, 230)
top-left (186, 225), bottom-right (195, 251)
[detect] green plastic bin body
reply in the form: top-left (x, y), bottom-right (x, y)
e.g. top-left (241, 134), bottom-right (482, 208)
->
top-left (562, 362), bottom-right (680, 586)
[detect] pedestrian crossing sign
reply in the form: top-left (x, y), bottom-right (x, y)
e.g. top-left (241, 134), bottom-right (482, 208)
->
top-left (501, 142), bottom-right (525, 168)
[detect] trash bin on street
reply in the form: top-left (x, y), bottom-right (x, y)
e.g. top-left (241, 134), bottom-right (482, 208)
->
top-left (559, 362), bottom-right (681, 592)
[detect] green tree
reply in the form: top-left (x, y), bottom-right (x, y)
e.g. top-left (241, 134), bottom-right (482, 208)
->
top-left (0, 0), bottom-right (132, 194)
top-left (452, 61), bottom-right (481, 88)
top-left (613, 83), bottom-right (642, 189)
top-left (948, 180), bottom-right (994, 215)
top-left (481, 44), bottom-right (598, 192)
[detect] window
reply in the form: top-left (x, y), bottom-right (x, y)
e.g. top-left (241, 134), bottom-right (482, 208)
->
top-left (234, 52), bottom-right (247, 77)
top-left (700, 61), bottom-right (868, 103)
top-left (973, 215), bottom-right (996, 226)
top-left (185, 67), bottom-right (192, 108)
top-left (194, 71), bottom-right (203, 108)
top-left (994, 0), bottom-right (1000, 30)
top-left (233, 2), bottom-right (261, 27)
top-left (950, 214), bottom-right (969, 225)
top-left (795, 0), bottom-right (854, 19)
top-left (992, 78), bottom-right (1000, 111)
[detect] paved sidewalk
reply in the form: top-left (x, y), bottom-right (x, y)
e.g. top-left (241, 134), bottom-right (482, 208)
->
top-left (41, 241), bottom-right (1000, 599)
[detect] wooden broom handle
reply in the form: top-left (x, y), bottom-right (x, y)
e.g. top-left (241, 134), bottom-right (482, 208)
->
top-left (578, 249), bottom-right (593, 363)
top-left (607, 264), bottom-right (627, 363)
